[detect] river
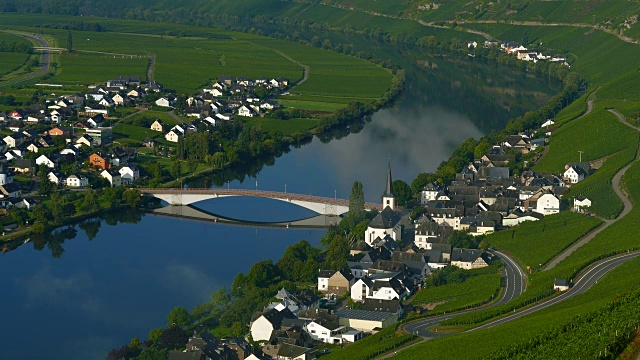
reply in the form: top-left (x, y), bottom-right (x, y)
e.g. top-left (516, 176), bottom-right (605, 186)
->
top-left (0, 49), bottom-right (558, 359)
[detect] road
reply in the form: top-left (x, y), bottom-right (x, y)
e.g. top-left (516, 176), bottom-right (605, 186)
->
top-left (545, 106), bottom-right (638, 270)
top-left (470, 251), bottom-right (640, 332)
top-left (403, 250), bottom-right (525, 338)
top-left (0, 32), bottom-right (51, 88)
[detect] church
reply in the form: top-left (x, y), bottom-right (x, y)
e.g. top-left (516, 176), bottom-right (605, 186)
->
top-left (364, 162), bottom-right (403, 248)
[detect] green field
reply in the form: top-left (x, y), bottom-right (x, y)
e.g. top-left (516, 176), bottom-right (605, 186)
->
top-left (53, 52), bottom-right (148, 84)
top-left (486, 212), bottom-right (602, 269)
top-left (0, 52), bottom-right (31, 75)
top-left (534, 106), bottom-right (638, 218)
top-left (395, 255), bottom-right (640, 359)
top-left (319, 326), bottom-right (417, 360)
top-left (0, 14), bottom-right (393, 114)
top-left (241, 117), bottom-right (320, 135)
top-left (412, 273), bottom-right (501, 313)
top-left (113, 123), bottom-right (163, 144)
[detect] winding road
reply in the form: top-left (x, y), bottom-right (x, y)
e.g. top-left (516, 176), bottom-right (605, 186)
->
top-left (403, 250), bottom-right (526, 338)
top-left (471, 251), bottom-right (640, 332)
top-left (544, 106), bottom-right (639, 270)
top-left (0, 32), bottom-right (51, 88)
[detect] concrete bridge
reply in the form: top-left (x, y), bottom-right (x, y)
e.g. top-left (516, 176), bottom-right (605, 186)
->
top-left (152, 205), bottom-right (342, 228)
top-left (139, 188), bottom-right (382, 216)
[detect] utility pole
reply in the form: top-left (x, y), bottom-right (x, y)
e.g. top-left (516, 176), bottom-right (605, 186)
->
top-left (579, 151), bottom-right (584, 162)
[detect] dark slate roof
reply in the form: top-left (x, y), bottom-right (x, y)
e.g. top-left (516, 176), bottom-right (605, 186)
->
top-left (261, 308), bottom-right (296, 328)
top-left (368, 207), bottom-right (400, 229)
top-left (318, 270), bottom-right (334, 278)
top-left (383, 161), bottom-right (393, 197)
top-left (555, 279), bottom-right (570, 287)
top-left (281, 318), bottom-right (309, 329)
top-left (450, 248), bottom-right (486, 263)
top-left (167, 350), bottom-right (204, 360)
top-left (312, 313), bottom-right (342, 330)
top-left (277, 343), bottom-right (312, 358)
top-left (362, 298), bottom-right (402, 313)
top-left (335, 309), bottom-right (396, 321)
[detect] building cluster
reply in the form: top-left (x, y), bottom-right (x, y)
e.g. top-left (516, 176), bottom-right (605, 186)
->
top-left (155, 75), bottom-right (287, 123)
top-left (167, 332), bottom-right (255, 360)
top-left (248, 287), bottom-right (368, 359)
top-left (473, 39), bottom-right (570, 66)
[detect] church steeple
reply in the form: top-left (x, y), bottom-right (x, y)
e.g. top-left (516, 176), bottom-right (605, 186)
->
top-left (382, 160), bottom-right (395, 210)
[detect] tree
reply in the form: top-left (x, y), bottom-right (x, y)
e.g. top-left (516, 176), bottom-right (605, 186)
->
top-left (246, 260), bottom-right (280, 288)
top-left (166, 306), bottom-right (192, 327)
top-left (231, 322), bottom-right (245, 337)
top-left (32, 221), bottom-right (46, 234)
top-left (159, 326), bottom-right (189, 350)
top-left (123, 189), bottom-right (141, 208)
top-left (348, 181), bottom-right (365, 224)
top-left (67, 30), bottom-right (72, 52)
top-left (170, 157), bottom-right (182, 180)
top-left (148, 328), bottom-right (163, 343)
top-left (392, 180), bottom-right (412, 207)
top-left (80, 189), bottom-right (100, 213)
top-left (324, 234), bottom-right (349, 270)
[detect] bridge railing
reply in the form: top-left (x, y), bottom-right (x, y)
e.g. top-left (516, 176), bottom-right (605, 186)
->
top-left (139, 188), bottom-right (382, 210)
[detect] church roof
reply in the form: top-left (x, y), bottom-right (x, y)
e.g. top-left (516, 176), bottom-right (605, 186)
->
top-left (383, 160), bottom-right (394, 198)
top-left (368, 207), bottom-right (400, 229)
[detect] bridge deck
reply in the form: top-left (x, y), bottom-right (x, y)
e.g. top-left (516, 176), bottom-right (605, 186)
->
top-left (138, 188), bottom-right (382, 210)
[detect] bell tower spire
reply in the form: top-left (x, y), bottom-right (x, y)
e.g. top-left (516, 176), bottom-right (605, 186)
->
top-left (382, 159), bottom-right (395, 210)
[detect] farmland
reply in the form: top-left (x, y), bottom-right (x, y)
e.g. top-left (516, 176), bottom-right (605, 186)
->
top-left (0, 53), bottom-right (31, 76)
top-left (485, 212), bottom-right (602, 269)
top-left (412, 273), bottom-right (501, 313)
top-left (0, 14), bottom-right (393, 114)
top-left (534, 107), bottom-right (638, 218)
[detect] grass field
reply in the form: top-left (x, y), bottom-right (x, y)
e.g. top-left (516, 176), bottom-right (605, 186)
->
top-left (412, 273), bottom-right (501, 313)
top-left (464, 24), bottom-right (639, 85)
top-left (241, 117), bottom-right (320, 135)
top-left (534, 106), bottom-right (638, 217)
top-left (53, 52), bottom-right (148, 84)
top-left (113, 123), bottom-right (162, 144)
top-left (486, 212), bottom-right (602, 269)
top-left (0, 52), bottom-right (31, 76)
top-left (395, 255), bottom-right (640, 359)
top-left (320, 326), bottom-right (417, 360)
top-left (0, 14), bottom-right (393, 114)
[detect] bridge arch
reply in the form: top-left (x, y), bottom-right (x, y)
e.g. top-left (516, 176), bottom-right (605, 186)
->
top-left (140, 188), bottom-right (381, 216)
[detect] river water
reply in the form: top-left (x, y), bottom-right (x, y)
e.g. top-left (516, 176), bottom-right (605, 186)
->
top-left (0, 51), bottom-right (558, 359)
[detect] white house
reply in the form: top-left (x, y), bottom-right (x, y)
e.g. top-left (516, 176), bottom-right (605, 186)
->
top-left (0, 164), bottom-right (13, 186)
top-left (250, 308), bottom-right (295, 342)
top-left (26, 143), bottom-right (40, 153)
top-left (3, 133), bottom-right (25, 148)
top-left (351, 277), bottom-right (373, 302)
top-left (574, 196), bottom-right (592, 212)
top-left (165, 129), bottom-right (183, 143)
top-left (202, 116), bottom-right (217, 127)
top-left (554, 279), bottom-right (571, 292)
top-left (237, 105), bottom-right (256, 117)
top-left (100, 169), bottom-right (122, 187)
top-left (35, 154), bottom-right (55, 168)
top-left (564, 166), bottom-right (587, 184)
top-left (48, 172), bottom-right (62, 185)
top-left (113, 93), bottom-right (127, 106)
top-left (450, 248), bottom-right (491, 270)
top-left (5, 149), bottom-right (22, 161)
top-left (150, 120), bottom-right (165, 132)
top-left (76, 135), bottom-right (94, 147)
top-left (119, 165), bottom-right (140, 184)
top-left (66, 174), bottom-right (88, 187)
top-left (60, 147), bottom-right (80, 157)
top-left (306, 316), bottom-right (346, 344)
top-left (155, 97), bottom-right (174, 107)
top-left (535, 193), bottom-right (560, 215)
top-left (541, 119), bottom-right (555, 128)
top-left (420, 182), bottom-right (440, 204)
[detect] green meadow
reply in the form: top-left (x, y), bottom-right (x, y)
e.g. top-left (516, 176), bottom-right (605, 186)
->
top-left (0, 13), bottom-right (393, 114)
top-left (0, 53), bottom-right (31, 76)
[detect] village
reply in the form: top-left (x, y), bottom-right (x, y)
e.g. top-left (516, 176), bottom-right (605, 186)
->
top-left (165, 130), bottom-right (595, 359)
top-left (0, 72), bottom-right (595, 360)
top-left (0, 73), bottom-right (295, 219)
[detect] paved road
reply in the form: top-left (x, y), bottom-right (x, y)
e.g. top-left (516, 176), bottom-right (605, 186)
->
top-left (403, 250), bottom-right (525, 338)
top-left (545, 107), bottom-right (638, 270)
top-left (470, 251), bottom-right (640, 332)
top-left (0, 32), bottom-right (51, 88)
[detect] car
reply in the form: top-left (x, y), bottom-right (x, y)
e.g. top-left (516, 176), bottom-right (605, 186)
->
top-left (321, 349), bottom-right (330, 354)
